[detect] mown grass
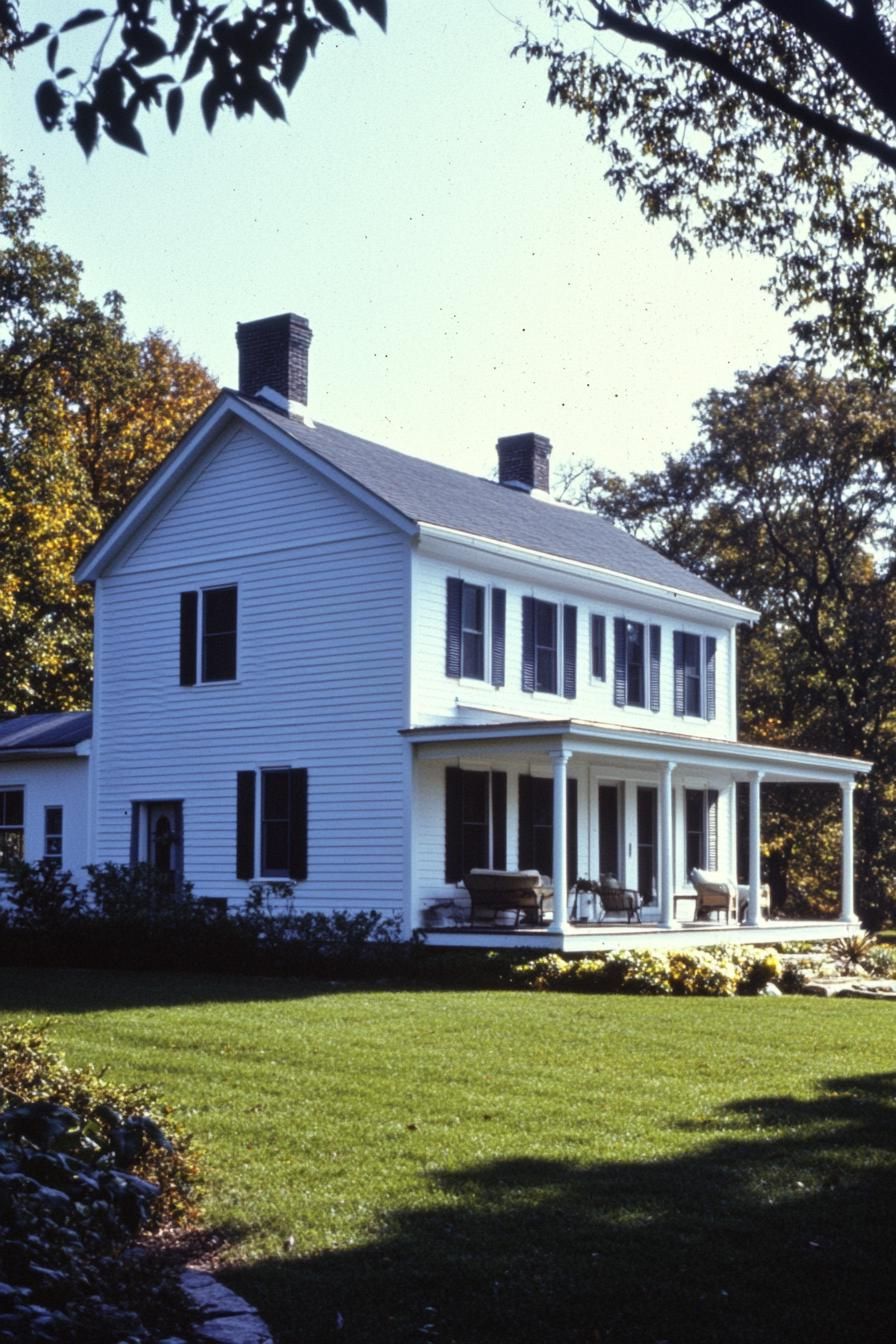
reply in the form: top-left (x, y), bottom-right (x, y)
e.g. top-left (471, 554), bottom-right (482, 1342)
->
top-left (1, 967), bottom-right (894, 1344)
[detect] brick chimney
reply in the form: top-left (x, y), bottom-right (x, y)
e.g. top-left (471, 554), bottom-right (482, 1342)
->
top-left (496, 432), bottom-right (552, 494)
top-left (235, 313), bottom-right (313, 419)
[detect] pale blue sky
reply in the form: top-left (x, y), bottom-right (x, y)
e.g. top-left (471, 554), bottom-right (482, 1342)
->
top-left (1, 1), bottom-right (791, 479)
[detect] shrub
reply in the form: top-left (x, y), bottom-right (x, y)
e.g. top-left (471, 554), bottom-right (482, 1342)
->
top-left (0, 1021), bottom-right (200, 1342)
top-left (2, 858), bottom-right (85, 932)
top-left (84, 862), bottom-right (194, 921)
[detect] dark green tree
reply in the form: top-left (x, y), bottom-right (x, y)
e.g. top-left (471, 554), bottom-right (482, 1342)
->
top-left (564, 363), bottom-right (896, 925)
top-left (519, 2), bottom-right (896, 376)
top-left (0, 156), bottom-right (218, 714)
top-left (0, 0), bottom-right (385, 155)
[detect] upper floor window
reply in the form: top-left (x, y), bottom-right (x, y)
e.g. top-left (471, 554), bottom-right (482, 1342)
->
top-left (0, 788), bottom-right (23, 869)
top-left (673, 632), bottom-right (717, 720)
top-left (522, 597), bottom-right (577, 698)
top-left (613, 619), bottom-right (661, 711)
top-left (180, 585), bottom-right (238, 685)
top-left (445, 578), bottom-right (505, 686)
top-left (44, 806), bottom-right (63, 868)
top-left (591, 614), bottom-right (606, 681)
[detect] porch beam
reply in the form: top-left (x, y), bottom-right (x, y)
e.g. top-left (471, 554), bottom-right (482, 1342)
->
top-left (746, 770), bottom-right (764, 925)
top-left (659, 761), bottom-right (676, 928)
top-left (549, 747), bottom-right (573, 932)
top-left (840, 779), bottom-right (856, 922)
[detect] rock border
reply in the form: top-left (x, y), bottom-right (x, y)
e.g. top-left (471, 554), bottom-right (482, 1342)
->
top-left (180, 1268), bottom-right (274, 1344)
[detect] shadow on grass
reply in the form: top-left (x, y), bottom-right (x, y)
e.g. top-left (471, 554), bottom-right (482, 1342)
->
top-left (221, 1071), bottom-right (896, 1344)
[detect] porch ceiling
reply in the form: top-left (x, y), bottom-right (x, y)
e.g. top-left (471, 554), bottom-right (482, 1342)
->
top-left (402, 713), bottom-right (872, 785)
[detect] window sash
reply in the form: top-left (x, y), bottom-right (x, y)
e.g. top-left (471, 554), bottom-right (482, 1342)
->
top-left (460, 584), bottom-right (485, 680)
top-left (44, 806), bottom-right (63, 866)
top-left (625, 622), bottom-right (645, 707)
top-left (261, 769), bottom-right (291, 876)
top-left (201, 586), bottom-right (237, 682)
top-left (0, 789), bottom-right (24, 869)
top-left (533, 599), bottom-right (557, 694)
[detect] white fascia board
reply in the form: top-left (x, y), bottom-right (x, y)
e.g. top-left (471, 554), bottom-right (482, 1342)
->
top-left (416, 523), bottom-right (757, 626)
top-left (403, 716), bottom-right (871, 783)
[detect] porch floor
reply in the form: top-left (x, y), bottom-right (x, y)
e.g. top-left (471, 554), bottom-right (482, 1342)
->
top-left (420, 917), bottom-right (861, 953)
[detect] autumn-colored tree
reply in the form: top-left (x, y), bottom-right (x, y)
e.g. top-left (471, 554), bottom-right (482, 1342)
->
top-left (0, 156), bottom-right (217, 714)
top-left (563, 363), bottom-right (896, 926)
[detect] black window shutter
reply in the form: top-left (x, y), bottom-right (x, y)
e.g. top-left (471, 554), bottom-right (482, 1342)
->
top-left (288, 768), bottom-right (308, 881)
top-left (445, 766), bottom-right (464, 882)
top-left (673, 631), bottom-right (685, 716)
top-left (649, 624), bottom-right (662, 712)
top-left (566, 777), bottom-right (578, 887)
top-left (236, 771), bottom-right (256, 880)
top-left (491, 771), bottom-right (507, 870)
top-left (491, 588), bottom-right (506, 687)
top-left (591, 615), bottom-right (606, 680)
top-left (179, 591), bottom-right (198, 686)
top-left (445, 577), bottom-right (462, 678)
top-left (518, 775), bottom-right (534, 870)
top-left (704, 636), bottom-right (717, 720)
top-left (563, 605), bottom-right (577, 699)
top-left (129, 805), bottom-right (140, 865)
top-left (521, 596), bottom-right (535, 692)
top-left (613, 618), bottom-right (627, 706)
top-left (707, 789), bottom-right (719, 870)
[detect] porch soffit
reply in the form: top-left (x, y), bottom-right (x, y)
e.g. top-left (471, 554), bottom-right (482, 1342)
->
top-left (401, 714), bottom-right (872, 784)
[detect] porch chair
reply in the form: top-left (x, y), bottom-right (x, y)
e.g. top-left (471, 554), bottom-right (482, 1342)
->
top-left (689, 868), bottom-right (738, 923)
top-left (572, 875), bottom-right (642, 923)
top-left (463, 869), bottom-right (551, 926)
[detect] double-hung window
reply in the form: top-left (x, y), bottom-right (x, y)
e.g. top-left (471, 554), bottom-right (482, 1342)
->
top-left (591, 614), bottom-right (606, 680)
top-left (685, 788), bottom-right (719, 875)
top-left (445, 578), bottom-right (506, 686)
top-left (44, 806), bottom-right (63, 867)
top-left (522, 598), bottom-right (577, 698)
top-left (613, 618), bottom-right (661, 711)
top-left (235, 768), bottom-right (308, 881)
top-left (0, 788), bottom-right (23, 868)
top-left (444, 767), bottom-right (507, 882)
top-left (180, 585), bottom-right (238, 685)
top-left (673, 632), bottom-right (717, 720)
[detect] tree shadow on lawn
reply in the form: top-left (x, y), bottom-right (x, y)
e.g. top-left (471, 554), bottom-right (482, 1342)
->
top-left (221, 1071), bottom-right (896, 1344)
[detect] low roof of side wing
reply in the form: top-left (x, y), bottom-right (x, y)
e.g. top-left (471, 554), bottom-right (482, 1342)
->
top-left (75, 391), bottom-right (757, 622)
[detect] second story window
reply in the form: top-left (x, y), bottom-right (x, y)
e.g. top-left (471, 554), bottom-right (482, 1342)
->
top-left (613, 618), bottom-right (661, 711)
top-left (522, 597), bottom-right (577, 698)
top-left (445, 578), bottom-right (506, 686)
top-left (180, 585), bottom-right (238, 685)
top-left (673, 632), bottom-right (717, 720)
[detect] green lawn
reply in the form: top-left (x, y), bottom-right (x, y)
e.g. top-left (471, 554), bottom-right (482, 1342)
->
top-left (1, 967), bottom-right (894, 1344)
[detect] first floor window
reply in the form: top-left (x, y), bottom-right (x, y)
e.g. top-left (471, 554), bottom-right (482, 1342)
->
top-left (0, 788), bottom-right (23, 868)
top-left (518, 775), bottom-right (578, 882)
top-left (685, 788), bottom-right (719, 876)
top-left (445, 767), bottom-right (506, 882)
top-left (44, 806), bottom-right (63, 867)
top-left (236, 768), bottom-right (308, 881)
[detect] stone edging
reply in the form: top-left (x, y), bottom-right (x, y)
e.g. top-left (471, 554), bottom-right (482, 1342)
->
top-left (180, 1268), bottom-right (274, 1344)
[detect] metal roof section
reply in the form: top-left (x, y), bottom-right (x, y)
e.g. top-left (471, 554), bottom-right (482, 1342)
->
top-left (0, 711), bottom-right (93, 753)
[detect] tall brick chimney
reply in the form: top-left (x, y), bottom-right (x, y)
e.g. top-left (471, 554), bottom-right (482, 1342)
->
top-left (235, 313), bottom-right (313, 418)
top-left (496, 432), bottom-right (552, 494)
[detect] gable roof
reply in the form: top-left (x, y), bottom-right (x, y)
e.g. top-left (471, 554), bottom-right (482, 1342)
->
top-left (76, 388), bottom-right (752, 616)
top-left (0, 711), bottom-right (92, 753)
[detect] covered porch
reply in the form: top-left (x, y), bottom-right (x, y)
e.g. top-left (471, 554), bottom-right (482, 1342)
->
top-left (404, 712), bottom-right (871, 952)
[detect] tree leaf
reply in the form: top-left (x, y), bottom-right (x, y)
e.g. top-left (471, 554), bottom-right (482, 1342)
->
top-left (60, 8), bottom-right (107, 33)
top-left (280, 27), bottom-right (309, 94)
top-left (72, 100), bottom-right (99, 156)
top-left (46, 35), bottom-right (58, 70)
top-left (35, 80), bottom-right (64, 131)
top-left (200, 78), bottom-right (220, 131)
top-left (22, 22), bottom-right (52, 48)
top-left (103, 111), bottom-right (146, 154)
top-left (165, 85), bottom-right (184, 134)
top-left (315, 0), bottom-right (355, 36)
top-left (356, 0), bottom-right (387, 29)
top-left (253, 79), bottom-right (285, 122)
top-left (130, 28), bottom-right (168, 68)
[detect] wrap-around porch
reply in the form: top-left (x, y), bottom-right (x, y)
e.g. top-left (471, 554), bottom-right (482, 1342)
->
top-left (404, 714), bottom-right (872, 951)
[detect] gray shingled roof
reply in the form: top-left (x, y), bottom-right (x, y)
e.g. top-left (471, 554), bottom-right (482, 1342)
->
top-left (0, 712), bottom-right (92, 752)
top-left (240, 394), bottom-right (741, 608)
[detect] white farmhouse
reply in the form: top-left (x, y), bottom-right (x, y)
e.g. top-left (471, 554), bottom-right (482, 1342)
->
top-left (2, 313), bottom-right (871, 948)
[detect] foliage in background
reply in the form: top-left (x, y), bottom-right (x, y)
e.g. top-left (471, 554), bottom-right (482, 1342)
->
top-left (0, 1020), bottom-right (199, 1341)
top-left (561, 362), bottom-right (896, 926)
top-left (0, 155), bottom-right (217, 714)
top-left (521, 1), bottom-right (896, 379)
top-left (0, 0), bottom-right (387, 155)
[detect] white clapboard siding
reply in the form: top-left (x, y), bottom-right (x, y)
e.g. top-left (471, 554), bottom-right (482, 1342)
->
top-left (93, 426), bottom-right (412, 919)
top-left (410, 550), bottom-right (738, 740)
top-left (0, 757), bottom-right (91, 881)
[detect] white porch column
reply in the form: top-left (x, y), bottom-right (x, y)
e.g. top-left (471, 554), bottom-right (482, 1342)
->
top-left (747, 770), bottom-right (764, 925)
top-left (549, 748), bottom-right (573, 933)
top-left (659, 761), bottom-right (676, 928)
top-left (840, 779), bottom-right (856, 923)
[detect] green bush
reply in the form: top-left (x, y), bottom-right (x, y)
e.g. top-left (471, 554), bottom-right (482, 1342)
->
top-left (84, 861), bottom-right (194, 921)
top-left (1, 858), bottom-right (85, 932)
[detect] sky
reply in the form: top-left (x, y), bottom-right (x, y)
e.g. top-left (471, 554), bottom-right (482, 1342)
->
top-left (0, 0), bottom-right (793, 482)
